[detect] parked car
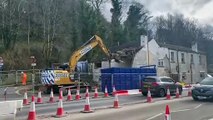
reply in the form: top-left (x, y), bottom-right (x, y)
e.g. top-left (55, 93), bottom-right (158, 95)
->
top-left (192, 77), bottom-right (213, 101)
top-left (141, 76), bottom-right (182, 97)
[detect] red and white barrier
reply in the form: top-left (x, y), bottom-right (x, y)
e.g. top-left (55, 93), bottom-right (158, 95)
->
top-left (115, 89), bottom-right (141, 96)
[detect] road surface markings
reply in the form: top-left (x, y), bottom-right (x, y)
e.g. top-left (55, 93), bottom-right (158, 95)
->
top-left (145, 104), bottom-right (203, 120)
top-left (145, 113), bottom-right (163, 120)
top-left (172, 108), bottom-right (191, 113)
top-left (194, 104), bottom-right (202, 109)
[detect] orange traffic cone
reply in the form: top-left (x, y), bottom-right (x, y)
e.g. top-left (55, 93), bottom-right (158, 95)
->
top-left (113, 93), bottom-right (120, 108)
top-left (36, 90), bottom-right (43, 104)
top-left (175, 87), bottom-right (180, 98)
top-left (66, 88), bottom-right (72, 101)
top-left (82, 92), bottom-right (93, 113)
top-left (165, 105), bottom-right (171, 120)
top-left (27, 96), bottom-right (36, 120)
top-left (112, 85), bottom-right (116, 96)
top-left (75, 86), bottom-right (81, 100)
top-left (188, 85), bottom-right (192, 96)
top-left (104, 86), bottom-right (109, 97)
top-left (49, 89), bottom-right (54, 103)
top-left (85, 86), bottom-right (89, 98)
top-left (93, 86), bottom-right (98, 98)
top-left (166, 86), bottom-right (171, 100)
top-left (147, 87), bottom-right (152, 103)
top-left (23, 90), bottom-right (29, 105)
top-left (55, 92), bottom-right (64, 117)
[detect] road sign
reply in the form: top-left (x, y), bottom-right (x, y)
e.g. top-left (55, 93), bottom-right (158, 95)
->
top-left (30, 56), bottom-right (36, 67)
top-left (0, 57), bottom-right (3, 66)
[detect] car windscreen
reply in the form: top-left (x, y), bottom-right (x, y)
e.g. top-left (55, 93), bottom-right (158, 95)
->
top-left (143, 78), bottom-right (156, 82)
top-left (200, 77), bottom-right (213, 85)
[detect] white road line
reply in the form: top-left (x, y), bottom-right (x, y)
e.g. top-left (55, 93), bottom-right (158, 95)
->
top-left (145, 113), bottom-right (163, 120)
top-left (194, 104), bottom-right (202, 109)
top-left (172, 109), bottom-right (191, 113)
top-left (208, 118), bottom-right (213, 120)
top-left (146, 104), bottom-right (203, 120)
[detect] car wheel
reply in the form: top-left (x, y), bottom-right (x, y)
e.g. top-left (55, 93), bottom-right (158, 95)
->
top-left (192, 96), bottom-right (199, 101)
top-left (159, 88), bottom-right (166, 97)
top-left (142, 92), bottom-right (147, 96)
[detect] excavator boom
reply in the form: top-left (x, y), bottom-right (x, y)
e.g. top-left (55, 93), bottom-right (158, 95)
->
top-left (69, 35), bottom-right (111, 73)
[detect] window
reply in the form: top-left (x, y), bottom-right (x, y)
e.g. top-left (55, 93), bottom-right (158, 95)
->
top-left (143, 78), bottom-right (157, 82)
top-left (161, 78), bottom-right (174, 83)
top-left (158, 59), bottom-right (164, 67)
top-left (190, 54), bottom-right (194, 64)
top-left (199, 55), bottom-right (202, 64)
top-left (170, 52), bottom-right (175, 62)
top-left (181, 53), bottom-right (185, 63)
top-left (94, 62), bottom-right (102, 68)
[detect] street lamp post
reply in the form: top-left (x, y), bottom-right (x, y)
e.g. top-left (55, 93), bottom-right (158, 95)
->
top-left (30, 56), bottom-right (36, 95)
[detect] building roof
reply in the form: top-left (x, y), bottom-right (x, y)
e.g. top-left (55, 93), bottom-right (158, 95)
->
top-left (158, 42), bottom-right (205, 54)
top-left (109, 40), bottom-right (143, 63)
top-left (110, 40), bottom-right (142, 52)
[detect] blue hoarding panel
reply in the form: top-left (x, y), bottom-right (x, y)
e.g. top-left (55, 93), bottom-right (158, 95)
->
top-left (101, 65), bottom-right (157, 93)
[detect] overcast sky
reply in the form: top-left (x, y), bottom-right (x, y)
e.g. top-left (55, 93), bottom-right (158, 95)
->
top-left (101, 0), bottom-right (213, 26)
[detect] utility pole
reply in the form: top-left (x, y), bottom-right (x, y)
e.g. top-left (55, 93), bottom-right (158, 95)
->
top-left (30, 56), bottom-right (36, 95)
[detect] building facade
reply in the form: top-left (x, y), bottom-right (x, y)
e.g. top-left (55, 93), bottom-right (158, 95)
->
top-left (132, 39), bottom-right (207, 83)
top-left (92, 37), bottom-right (207, 84)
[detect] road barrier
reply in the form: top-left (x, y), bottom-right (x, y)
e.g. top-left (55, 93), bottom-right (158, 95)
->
top-left (0, 100), bottom-right (17, 120)
top-left (115, 89), bottom-right (141, 96)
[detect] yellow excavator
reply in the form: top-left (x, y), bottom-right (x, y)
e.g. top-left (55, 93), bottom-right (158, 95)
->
top-left (41, 35), bottom-right (112, 93)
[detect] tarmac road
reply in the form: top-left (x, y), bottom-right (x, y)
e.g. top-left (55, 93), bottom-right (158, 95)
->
top-left (16, 90), bottom-right (190, 120)
top-left (41, 97), bottom-right (213, 120)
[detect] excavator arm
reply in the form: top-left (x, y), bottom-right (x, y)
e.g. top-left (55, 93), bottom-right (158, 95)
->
top-left (69, 35), bottom-right (111, 73)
